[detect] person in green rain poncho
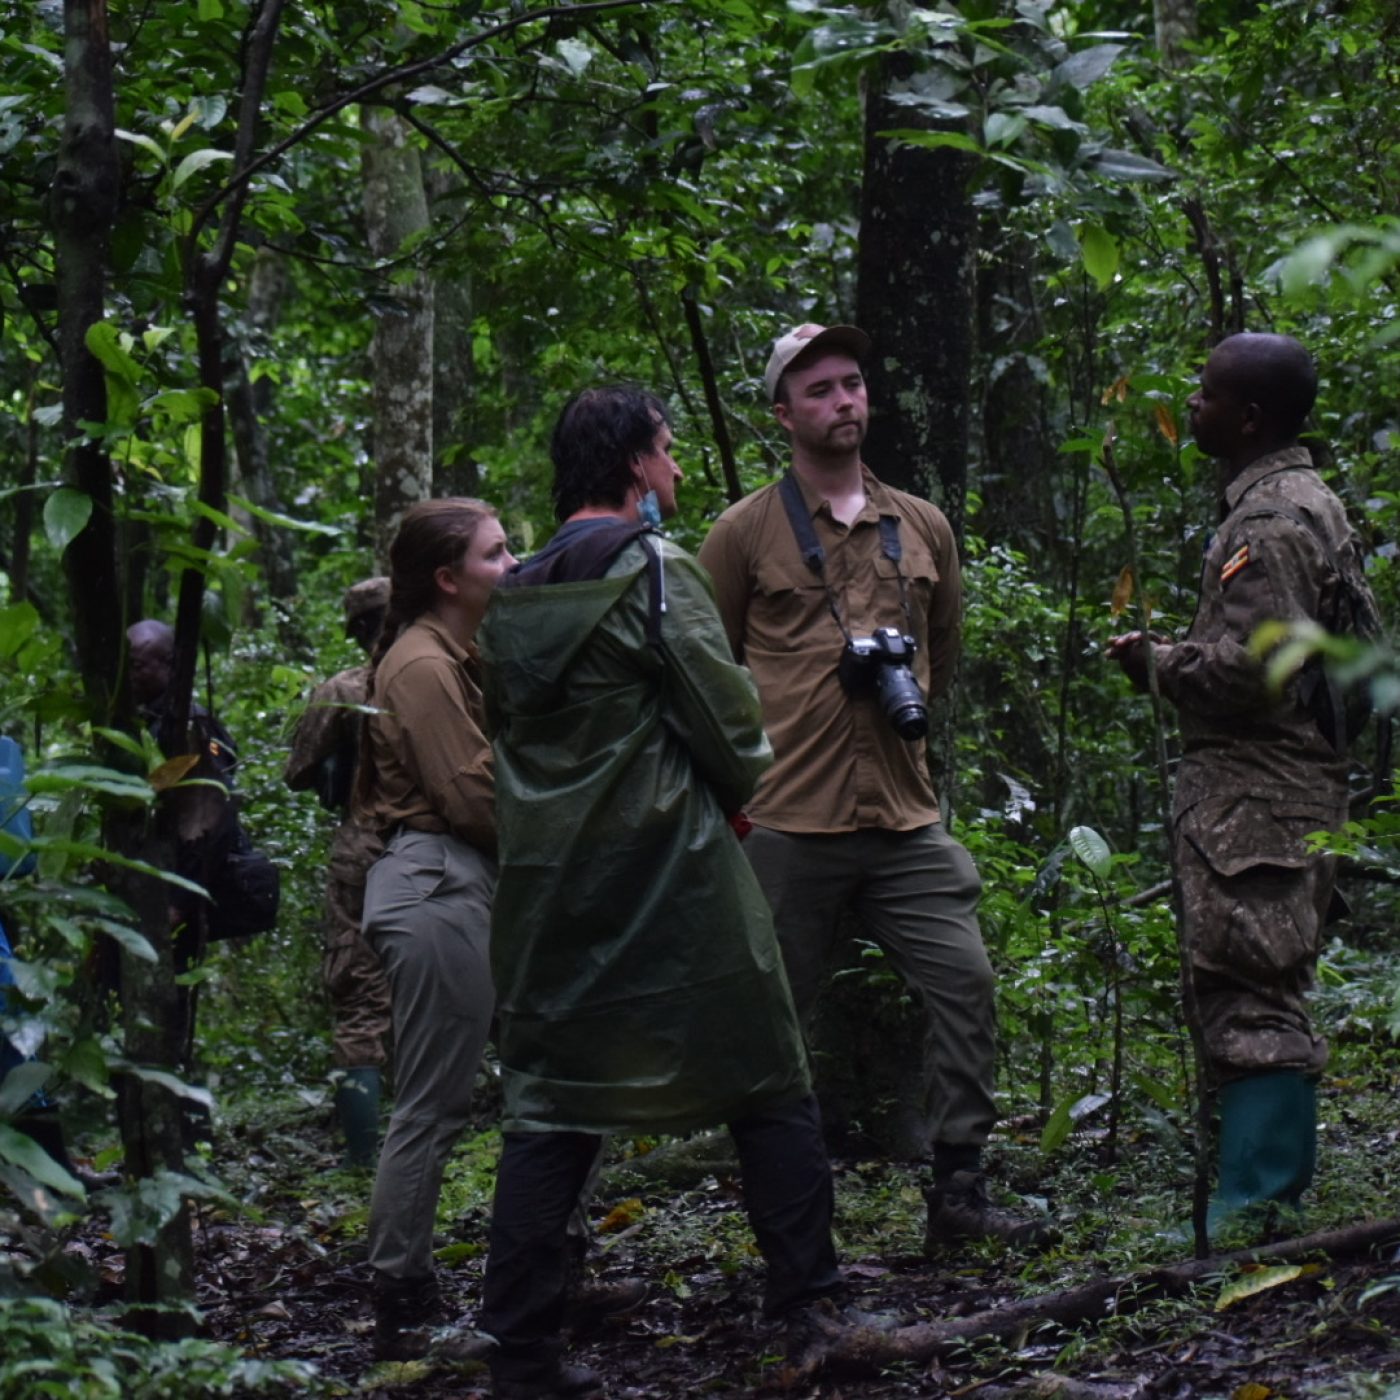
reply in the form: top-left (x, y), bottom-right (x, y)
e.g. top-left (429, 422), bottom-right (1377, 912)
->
top-left (476, 386), bottom-right (845, 1400)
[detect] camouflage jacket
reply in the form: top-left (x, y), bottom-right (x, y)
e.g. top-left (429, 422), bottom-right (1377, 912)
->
top-left (286, 664), bottom-right (382, 881)
top-left (1155, 446), bottom-right (1372, 819)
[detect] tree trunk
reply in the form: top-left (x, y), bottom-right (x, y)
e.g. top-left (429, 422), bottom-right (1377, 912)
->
top-left (362, 106), bottom-right (434, 563)
top-left (1154, 0), bottom-right (1197, 71)
top-left (51, 0), bottom-right (195, 1330)
top-left (226, 246), bottom-right (297, 603)
top-left (855, 47), bottom-right (977, 543)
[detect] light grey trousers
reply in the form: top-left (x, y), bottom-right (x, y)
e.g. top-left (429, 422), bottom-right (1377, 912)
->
top-left (743, 823), bottom-right (998, 1149)
top-left (364, 829), bottom-right (496, 1280)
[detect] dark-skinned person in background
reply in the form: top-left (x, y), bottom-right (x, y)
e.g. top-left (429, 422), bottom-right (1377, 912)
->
top-left (1108, 332), bottom-right (1380, 1238)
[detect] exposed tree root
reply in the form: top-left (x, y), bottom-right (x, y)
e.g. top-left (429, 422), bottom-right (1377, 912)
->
top-left (814, 1217), bottom-right (1400, 1376)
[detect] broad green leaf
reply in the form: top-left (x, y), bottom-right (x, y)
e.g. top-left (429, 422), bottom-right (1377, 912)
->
top-left (0, 1123), bottom-right (85, 1200)
top-left (92, 726), bottom-right (151, 760)
top-left (143, 388), bottom-right (217, 422)
top-left (43, 487), bottom-right (93, 552)
top-left (1040, 1095), bottom-right (1074, 1153)
top-left (877, 127), bottom-right (983, 155)
top-left (198, 0), bottom-right (224, 18)
top-left (1078, 224), bottom-right (1119, 289)
top-left (0, 1060), bottom-right (53, 1117)
top-left (111, 1062), bottom-right (214, 1108)
top-left (24, 764), bottom-right (153, 803)
top-left (1091, 149), bottom-right (1177, 182)
top-left (985, 112), bottom-right (1028, 148)
top-left (62, 1038), bottom-right (114, 1097)
top-left (84, 321), bottom-right (142, 384)
top-left (1068, 824), bottom-right (1112, 879)
top-left (114, 127), bottom-right (166, 163)
top-left (171, 148), bottom-right (234, 191)
top-left (91, 919), bottom-right (159, 964)
top-left (24, 835), bottom-right (207, 897)
top-left (0, 601), bottom-right (39, 659)
top-left (1054, 43), bottom-right (1124, 90)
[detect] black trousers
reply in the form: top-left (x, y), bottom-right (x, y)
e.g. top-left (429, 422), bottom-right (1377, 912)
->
top-left (479, 1093), bottom-right (840, 1381)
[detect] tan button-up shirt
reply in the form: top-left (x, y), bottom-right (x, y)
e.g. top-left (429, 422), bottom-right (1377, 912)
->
top-left (697, 466), bottom-right (961, 833)
top-left (355, 612), bottom-right (496, 853)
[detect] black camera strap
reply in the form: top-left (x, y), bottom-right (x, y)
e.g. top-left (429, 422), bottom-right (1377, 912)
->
top-left (777, 471), bottom-right (915, 639)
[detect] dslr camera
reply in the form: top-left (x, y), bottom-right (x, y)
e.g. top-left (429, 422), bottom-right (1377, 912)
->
top-left (836, 627), bottom-right (928, 740)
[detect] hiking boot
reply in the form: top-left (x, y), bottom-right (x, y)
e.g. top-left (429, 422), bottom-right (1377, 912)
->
top-left (491, 1360), bottom-right (605, 1398)
top-left (562, 1276), bottom-right (650, 1333)
top-left (372, 1271), bottom-right (495, 1363)
top-left (923, 1170), bottom-right (1058, 1253)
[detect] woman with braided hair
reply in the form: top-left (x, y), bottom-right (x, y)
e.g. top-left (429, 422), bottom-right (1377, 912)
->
top-left (353, 497), bottom-right (515, 1361)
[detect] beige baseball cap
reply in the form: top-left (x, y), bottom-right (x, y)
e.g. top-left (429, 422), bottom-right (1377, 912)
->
top-left (764, 322), bottom-right (871, 402)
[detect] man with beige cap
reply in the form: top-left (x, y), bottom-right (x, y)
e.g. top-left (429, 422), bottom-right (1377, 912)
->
top-left (285, 577), bottom-right (393, 1167)
top-left (698, 323), bottom-right (1051, 1251)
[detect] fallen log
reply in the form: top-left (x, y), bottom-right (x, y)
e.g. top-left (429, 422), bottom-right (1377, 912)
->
top-left (817, 1216), bottom-right (1400, 1375)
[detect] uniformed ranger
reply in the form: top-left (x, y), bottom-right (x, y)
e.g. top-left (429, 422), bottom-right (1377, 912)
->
top-left (1108, 332), bottom-right (1379, 1234)
top-left (285, 578), bottom-right (393, 1167)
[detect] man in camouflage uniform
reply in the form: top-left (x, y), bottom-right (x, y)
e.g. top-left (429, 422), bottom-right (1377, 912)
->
top-left (285, 578), bottom-right (393, 1167)
top-left (1109, 332), bottom-right (1377, 1233)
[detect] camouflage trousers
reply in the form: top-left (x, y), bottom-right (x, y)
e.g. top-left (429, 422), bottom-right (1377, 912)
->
top-left (1175, 795), bottom-right (1339, 1085)
top-left (325, 867), bottom-right (393, 1070)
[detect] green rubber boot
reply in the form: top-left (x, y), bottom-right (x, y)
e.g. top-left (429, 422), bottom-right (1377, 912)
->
top-left (334, 1066), bottom-right (381, 1169)
top-left (1209, 1070), bottom-right (1316, 1241)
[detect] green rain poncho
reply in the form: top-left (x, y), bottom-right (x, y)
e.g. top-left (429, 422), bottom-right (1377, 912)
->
top-left (479, 524), bottom-right (811, 1134)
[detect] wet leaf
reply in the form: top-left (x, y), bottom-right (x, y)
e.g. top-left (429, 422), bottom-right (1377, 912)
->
top-left (1216, 1263), bottom-right (1318, 1311)
top-left (1110, 565), bottom-right (1135, 617)
top-left (150, 753), bottom-right (201, 791)
top-left (597, 1197), bottom-right (646, 1233)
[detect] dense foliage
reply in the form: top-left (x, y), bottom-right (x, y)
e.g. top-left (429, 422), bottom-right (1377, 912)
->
top-left (1, 0), bottom-right (1397, 1390)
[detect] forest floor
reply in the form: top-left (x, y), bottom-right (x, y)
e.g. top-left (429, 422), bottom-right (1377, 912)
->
top-left (98, 1029), bottom-right (1397, 1400)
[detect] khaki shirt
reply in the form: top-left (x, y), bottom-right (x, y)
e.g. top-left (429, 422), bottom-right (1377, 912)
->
top-left (1156, 446), bottom-right (1362, 816)
top-left (354, 613), bottom-right (496, 854)
top-left (698, 465), bottom-right (961, 833)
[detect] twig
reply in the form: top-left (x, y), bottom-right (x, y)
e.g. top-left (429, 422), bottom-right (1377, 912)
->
top-left (681, 288), bottom-right (743, 503)
top-left (1100, 430), bottom-right (1212, 1260)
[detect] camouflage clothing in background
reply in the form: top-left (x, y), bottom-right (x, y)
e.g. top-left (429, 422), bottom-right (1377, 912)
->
top-left (1154, 447), bottom-right (1373, 1083)
top-left (286, 664), bottom-right (391, 1069)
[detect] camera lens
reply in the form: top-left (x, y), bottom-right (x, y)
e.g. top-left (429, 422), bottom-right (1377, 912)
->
top-left (876, 666), bottom-right (928, 740)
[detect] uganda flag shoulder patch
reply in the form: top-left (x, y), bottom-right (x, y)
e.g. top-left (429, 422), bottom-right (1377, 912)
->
top-left (1221, 543), bottom-right (1250, 583)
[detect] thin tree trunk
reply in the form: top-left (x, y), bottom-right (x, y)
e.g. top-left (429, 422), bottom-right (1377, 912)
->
top-left (855, 47), bottom-right (977, 541)
top-left (1154, 0), bottom-right (1198, 71)
top-left (362, 105), bottom-right (434, 564)
top-left (226, 246), bottom-right (297, 603)
top-left (52, 0), bottom-right (195, 1331)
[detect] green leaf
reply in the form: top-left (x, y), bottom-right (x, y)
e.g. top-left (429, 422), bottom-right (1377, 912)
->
top-left (91, 919), bottom-right (159, 964)
top-left (171, 148), bottom-right (234, 191)
top-left (1090, 149), bottom-right (1177, 182)
top-left (0, 602), bottom-right (39, 659)
top-left (61, 1038), bottom-right (114, 1097)
top-left (92, 726), bottom-right (151, 760)
top-left (111, 1062), bottom-right (214, 1108)
top-left (227, 493), bottom-right (344, 537)
top-left (114, 127), bottom-right (166, 164)
top-left (84, 321), bottom-right (142, 384)
top-left (143, 387), bottom-right (219, 422)
top-left (43, 487), bottom-right (93, 553)
top-left (0, 1123), bottom-right (85, 1200)
top-left (1068, 824), bottom-right (1112, 878)
top-left (198, 0), bottom-right (224, 18)
top-left (1054, 43), bottom-right (1124, 90)
top-left (1040, 1095), bottom-right (1075, 1153)
top-left (877, 127), bottom-right (983, 155)
top-left (1216, 1264), bottom-right (1310, 1311)
top-left (0, 1061), bottom-right (54, 1117)
top-left (1077, 224), bottom-right (1119, 289)
top-left (24, 764), bottom-right (154, 803)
